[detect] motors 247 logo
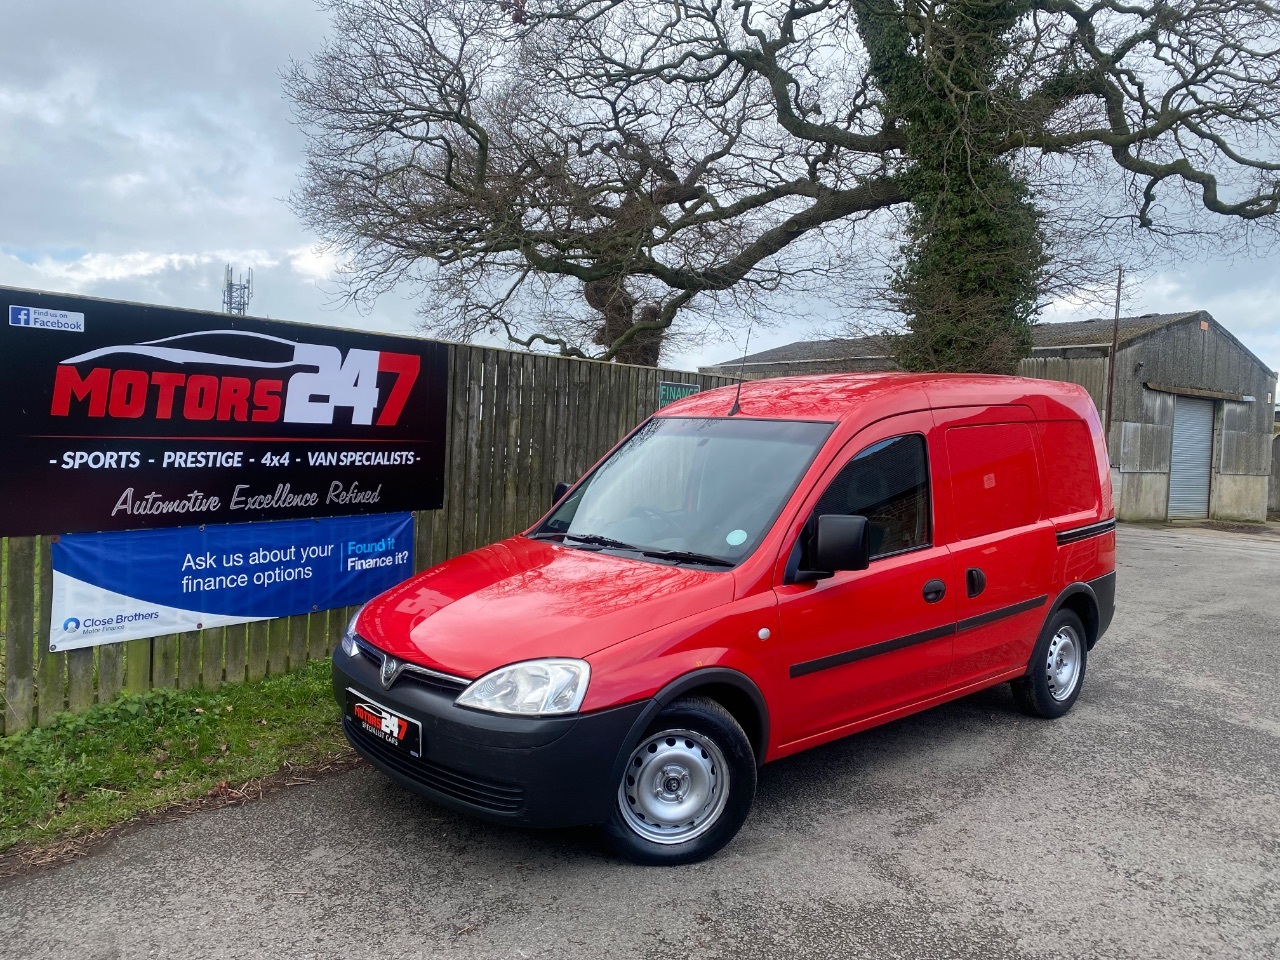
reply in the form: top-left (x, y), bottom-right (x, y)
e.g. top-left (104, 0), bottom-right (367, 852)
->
top-left (48, 330), bottom-right (420, 427)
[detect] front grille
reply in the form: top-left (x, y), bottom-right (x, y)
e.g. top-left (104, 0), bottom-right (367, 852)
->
top-left (353, 635), bottom-right (469, 695)
top-left (344, 716), bottom-right (525, 813)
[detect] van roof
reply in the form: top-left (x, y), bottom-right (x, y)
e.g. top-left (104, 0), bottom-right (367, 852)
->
top-left (659, 372), bottom-right (1095, 423)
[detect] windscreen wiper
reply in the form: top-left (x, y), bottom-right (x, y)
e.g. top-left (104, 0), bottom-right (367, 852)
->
top-left (639, 548), bottom-right (735, 568)
top-left (561, 532), bottom-right (640, 551)
top-left (527, 531), bottom-right (634, 550)
top-left (534, 531), bottom-right (732, 566)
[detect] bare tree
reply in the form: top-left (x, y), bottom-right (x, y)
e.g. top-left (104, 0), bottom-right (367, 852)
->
top-left (287, 0), bottom-right (1280, 370)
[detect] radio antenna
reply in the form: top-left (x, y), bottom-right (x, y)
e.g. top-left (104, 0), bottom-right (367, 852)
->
top-left (726, 317), bottom-right (755, 416)
top-left (222, 264), bottom-right (253, 316)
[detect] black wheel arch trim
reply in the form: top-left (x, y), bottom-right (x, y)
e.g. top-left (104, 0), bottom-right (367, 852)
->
top-left (610, 668), bottom-right (772, 789)
top-left (1037, 573), bottom-right (1114, 656)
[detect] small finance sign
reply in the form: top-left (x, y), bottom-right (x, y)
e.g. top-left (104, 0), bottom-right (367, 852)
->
top-left (658, 381), bottom-right (700, 408)
top-left (50, 513), bottom-right (414, 648)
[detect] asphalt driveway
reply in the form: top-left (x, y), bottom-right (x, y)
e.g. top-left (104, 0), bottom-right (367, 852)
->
top-left (3, 523), bottom-right (1278, 960)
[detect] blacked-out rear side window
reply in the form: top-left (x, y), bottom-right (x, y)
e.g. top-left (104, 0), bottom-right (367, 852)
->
top-left (807, 434), bottom-right (931, 560)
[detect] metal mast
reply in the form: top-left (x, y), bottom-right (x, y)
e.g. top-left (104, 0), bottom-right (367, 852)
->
top-left (222, 264), bottom-right (253, 315)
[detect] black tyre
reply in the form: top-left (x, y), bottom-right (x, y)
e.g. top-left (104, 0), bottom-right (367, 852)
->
top-left (602, 696), bottom-right (756, 866)
top-left (1012, 609), bottom-right (1088, 719)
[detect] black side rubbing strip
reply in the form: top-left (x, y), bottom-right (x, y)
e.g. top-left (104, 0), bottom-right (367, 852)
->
top-left (1056, 519), bottom-right (1116, 545)
top-left (957, 595), bottom-right (1048, 633)
top-left (789, 595), bottom-right (1051, 679)
top-left (790, 624), bottom-right (957, 679)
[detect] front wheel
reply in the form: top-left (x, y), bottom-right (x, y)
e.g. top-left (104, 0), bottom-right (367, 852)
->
top-left (1012, 609), bottom-right (1088, 719)
top-left (601, 696), bottom-right (756, 865)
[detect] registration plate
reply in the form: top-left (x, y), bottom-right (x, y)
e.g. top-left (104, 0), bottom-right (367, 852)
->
top-left (347, 689), bottom-right (422, 758)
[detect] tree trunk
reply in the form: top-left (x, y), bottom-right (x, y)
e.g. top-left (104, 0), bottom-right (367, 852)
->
top-left (857, 0), bottom-right (1045, 375)
top-left (585, 279), bottom-right (664, 366)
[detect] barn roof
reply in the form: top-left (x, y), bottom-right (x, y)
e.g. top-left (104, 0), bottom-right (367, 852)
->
top-left (703, 310), bottom-right (1275, 378)
top-left (707, 336), bottom-right (890, 367)
top-left (706, 312), bottom-right (1208, 368)
top-left (1029, 311), bottom-right (1203, 347)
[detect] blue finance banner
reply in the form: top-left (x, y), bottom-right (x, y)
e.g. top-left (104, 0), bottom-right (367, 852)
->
top-left (50, 513), bottom-right (414, 650)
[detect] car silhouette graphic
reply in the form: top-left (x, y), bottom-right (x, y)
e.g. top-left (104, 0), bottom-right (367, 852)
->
top-left (61, 330), bottom-right (314, 370)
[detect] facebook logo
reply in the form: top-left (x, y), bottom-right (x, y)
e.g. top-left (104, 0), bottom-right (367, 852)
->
top-left (8, 304), bottom-right (85, 331)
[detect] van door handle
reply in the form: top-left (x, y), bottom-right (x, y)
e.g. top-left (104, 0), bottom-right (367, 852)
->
top-left (966, 568), bottom-right (986, 598)
top-left (922, 579), bottom-right (946, 603)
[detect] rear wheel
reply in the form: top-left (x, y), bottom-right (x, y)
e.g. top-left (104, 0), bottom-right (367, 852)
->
top-left (1012, 609), bottom-right (1088, 719)
top-left (602, 696), bottom-right (756, 865)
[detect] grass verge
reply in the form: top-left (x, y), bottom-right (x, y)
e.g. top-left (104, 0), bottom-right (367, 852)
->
top-left (0, 658), bottom-right (352, 858)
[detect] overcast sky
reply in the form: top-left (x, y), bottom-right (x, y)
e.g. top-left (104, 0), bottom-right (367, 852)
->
top-left (2, 0), bottom-right (1277, 376)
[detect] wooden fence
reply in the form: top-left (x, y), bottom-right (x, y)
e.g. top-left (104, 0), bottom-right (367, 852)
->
top-left (0, 343), bottom-right (735, 735)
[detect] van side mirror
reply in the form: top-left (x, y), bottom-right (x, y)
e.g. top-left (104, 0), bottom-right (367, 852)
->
top-left (814, 514), bottom-right (871, 573)
top-left (552, 481), bottom-right (572, 507)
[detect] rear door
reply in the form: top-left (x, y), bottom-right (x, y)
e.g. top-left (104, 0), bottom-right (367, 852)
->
top-left (772, 413), bottom-right (957, 747)
top-left (937, 407), bottom-right (1056, 686)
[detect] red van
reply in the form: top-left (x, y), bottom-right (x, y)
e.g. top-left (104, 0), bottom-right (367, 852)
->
top-left (334, 373), bottom-right (1116, 864)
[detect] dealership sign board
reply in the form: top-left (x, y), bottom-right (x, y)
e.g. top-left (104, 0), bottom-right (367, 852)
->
top-left (50, 513), bottom-right (414, 649)
top-left (0, 287), bottom-right (448, 537)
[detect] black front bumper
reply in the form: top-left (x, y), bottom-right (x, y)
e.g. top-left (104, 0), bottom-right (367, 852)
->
top-left (332, 651), bottom-right (649, 828)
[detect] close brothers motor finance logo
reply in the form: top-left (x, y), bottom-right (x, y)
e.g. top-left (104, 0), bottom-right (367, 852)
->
top-left (62, 617), bottom-right (81, 633)
top-left (47, 330), bottom-right (421, 427)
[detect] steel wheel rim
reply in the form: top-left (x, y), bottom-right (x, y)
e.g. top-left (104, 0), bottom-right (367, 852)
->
top-left (1045, 625), bottom-right (1082, 701)
top-left (618, 728), bottom-right (730, 845)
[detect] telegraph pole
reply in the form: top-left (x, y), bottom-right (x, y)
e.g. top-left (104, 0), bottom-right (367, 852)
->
top-left (1103, 266), bottom-right (1123, 441)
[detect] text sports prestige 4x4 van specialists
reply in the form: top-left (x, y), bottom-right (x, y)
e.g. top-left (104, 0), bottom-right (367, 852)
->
top-left (334, 374), bottom-right (1116, 864)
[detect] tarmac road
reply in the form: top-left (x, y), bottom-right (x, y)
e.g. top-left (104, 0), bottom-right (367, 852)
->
top-left (3, 523), bottom-right (1278, 960)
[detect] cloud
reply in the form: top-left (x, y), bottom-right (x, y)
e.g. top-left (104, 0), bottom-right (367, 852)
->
top-left (0, 245), bottom-right (412, 331)
top-left (288, 246), bottom-right (341, 282)
top-left (0, 0), bottom-right (320, 252)
top-left (15, 250), bottom-right (277, 286)
top-left (0, 1), bottom-right (428, 338)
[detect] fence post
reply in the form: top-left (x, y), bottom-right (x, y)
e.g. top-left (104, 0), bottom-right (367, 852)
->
top-left (124, 638), bottom-right (151, 695)
top-left (36, 536), bottom-right (67, 725)
top-left (201, 626), bottom-right (225, 692)
top-left (4, 537), bottom-right (36, 734)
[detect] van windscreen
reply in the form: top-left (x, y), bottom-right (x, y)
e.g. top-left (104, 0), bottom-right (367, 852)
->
top-left (535, 418), bottom-right (833, 566)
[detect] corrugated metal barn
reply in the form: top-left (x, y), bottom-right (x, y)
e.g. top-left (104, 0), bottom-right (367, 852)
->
top-left (700, 311), bottom-right (1278, 522)
top-left (1027, 312), bottom-right (1276, 522)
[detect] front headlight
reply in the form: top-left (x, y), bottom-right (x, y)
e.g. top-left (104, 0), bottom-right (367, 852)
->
top-left (455, 659), bottom-right (590, 716)
top-left (340, 604), bottom-right (366, 658)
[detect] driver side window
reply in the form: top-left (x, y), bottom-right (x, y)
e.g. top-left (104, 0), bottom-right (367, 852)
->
top-left (800, 434), bottom-right (932, 566)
